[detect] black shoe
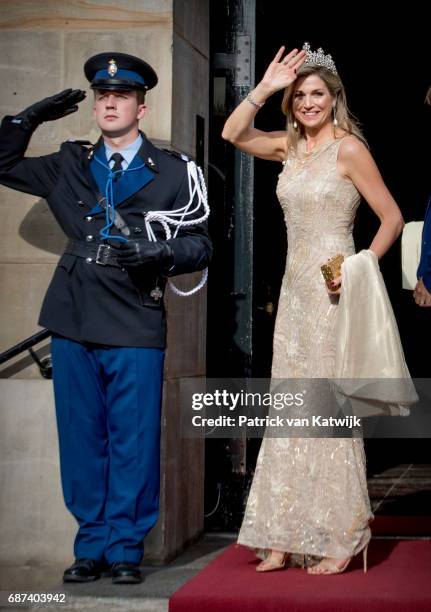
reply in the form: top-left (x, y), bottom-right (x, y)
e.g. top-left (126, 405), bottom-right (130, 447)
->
top-left (63, 558), bottom-right (108, 583)
top-left (111, 562), bottom-right (142, 584)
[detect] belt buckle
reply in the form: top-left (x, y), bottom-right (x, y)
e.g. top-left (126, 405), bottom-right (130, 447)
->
top-left (96, 243), bottom-right (111, 265)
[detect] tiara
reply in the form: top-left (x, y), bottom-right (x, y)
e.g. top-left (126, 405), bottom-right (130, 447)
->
top-left (302, 42), bottom-right (337, 75)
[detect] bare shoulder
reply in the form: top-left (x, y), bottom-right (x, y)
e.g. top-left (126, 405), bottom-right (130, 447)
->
top-left (338, 134), bottom-right (368, 158)
top-left (337, 134), bottom-right (371, 178)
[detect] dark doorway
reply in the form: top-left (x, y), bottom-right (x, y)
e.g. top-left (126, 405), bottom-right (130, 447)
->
top-left (206, 0), bottom-right (430, 531)
top-left (252, 4), bottom-right (430, 378)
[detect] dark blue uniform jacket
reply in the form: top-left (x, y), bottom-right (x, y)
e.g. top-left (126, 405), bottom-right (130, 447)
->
top-left (0, 118), bottom-right (212, 347)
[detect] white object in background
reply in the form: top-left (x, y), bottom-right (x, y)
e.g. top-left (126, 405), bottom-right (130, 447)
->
top-left (401, 221), bottom-right (424, 290)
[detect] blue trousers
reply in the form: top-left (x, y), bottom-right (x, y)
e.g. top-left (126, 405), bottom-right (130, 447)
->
top-left (51, 336), bottom-right (164, 564)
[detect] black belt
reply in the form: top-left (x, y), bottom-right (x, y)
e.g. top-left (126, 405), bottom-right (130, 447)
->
top-left (65, 239), bottom-right (121, 267)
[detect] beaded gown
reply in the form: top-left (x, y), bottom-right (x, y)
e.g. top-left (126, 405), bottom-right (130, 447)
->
top-left (237, 137), bottom-right (374, 564)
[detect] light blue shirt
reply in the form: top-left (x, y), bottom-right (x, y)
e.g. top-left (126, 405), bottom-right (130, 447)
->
top-left (105, 134), bottom-right (142, 170)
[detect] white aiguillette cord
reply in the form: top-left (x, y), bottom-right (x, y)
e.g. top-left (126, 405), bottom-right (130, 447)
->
top-left (144, 161), bottom-right (210, 297)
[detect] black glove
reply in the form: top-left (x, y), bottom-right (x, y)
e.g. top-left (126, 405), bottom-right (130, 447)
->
top-left (116, 239), bottom-right (174, 273)
top-left (15, 89), bottom-right (86, 130)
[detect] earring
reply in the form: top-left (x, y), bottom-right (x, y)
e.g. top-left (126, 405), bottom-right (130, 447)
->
top-left (293, 120), bottom-right (298, 129)
top-left (332, 106), bottom-right (338, 127)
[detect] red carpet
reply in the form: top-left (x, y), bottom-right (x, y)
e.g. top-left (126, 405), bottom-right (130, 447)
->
top-left (169, 540), bottom-right (431, 612)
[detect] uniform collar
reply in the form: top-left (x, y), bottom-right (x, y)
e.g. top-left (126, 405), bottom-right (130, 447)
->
top-left (89, 131), bottom-right (159, 173)
top-left (104, 134), bottom-right (142, 167)
top-left (136, 131), bottom-right (159, 173)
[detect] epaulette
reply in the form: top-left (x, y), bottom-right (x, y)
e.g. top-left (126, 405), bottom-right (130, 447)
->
top-left (162, 148), bottom-right (191, 162)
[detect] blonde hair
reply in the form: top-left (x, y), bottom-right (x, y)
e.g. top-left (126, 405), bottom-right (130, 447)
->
top-left (281, 64), bottom-right (366, 152)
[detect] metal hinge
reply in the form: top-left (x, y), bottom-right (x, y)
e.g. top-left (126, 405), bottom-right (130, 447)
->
top-left (214, 35), bottom-right (251, 87)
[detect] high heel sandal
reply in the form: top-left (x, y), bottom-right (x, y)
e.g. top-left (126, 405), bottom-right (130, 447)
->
top-left (307, 543), bottom-right (368, 575)
top-left (256, 550), bottom-right (289, 573)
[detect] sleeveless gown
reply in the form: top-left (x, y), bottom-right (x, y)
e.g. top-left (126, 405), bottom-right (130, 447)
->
top-left (237, 137), bottom-right (373, 563)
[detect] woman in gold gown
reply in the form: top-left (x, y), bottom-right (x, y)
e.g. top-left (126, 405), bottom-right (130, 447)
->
top-left (222, 43), bottom-right (405, 574)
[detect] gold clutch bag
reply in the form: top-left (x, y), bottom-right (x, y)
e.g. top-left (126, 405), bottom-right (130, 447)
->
top-left (321, 254), bottom-right (344, 283)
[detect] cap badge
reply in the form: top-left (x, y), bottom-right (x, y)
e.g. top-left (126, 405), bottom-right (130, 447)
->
top-left (107, 59), bottom-right (118, 77)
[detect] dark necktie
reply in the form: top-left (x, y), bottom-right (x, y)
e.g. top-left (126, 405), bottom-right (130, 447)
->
top-left (110, 152), bottom-right (124, 174)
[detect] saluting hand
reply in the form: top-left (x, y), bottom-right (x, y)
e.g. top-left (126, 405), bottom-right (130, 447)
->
top-left (16, 89), bottom-right (87, 129)
top-left (260, 46), bottom-right (307, 95)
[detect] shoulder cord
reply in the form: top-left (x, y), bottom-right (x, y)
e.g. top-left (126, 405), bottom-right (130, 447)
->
top-left (93, 155), bottom-right (146, 243)
top-left (92, 156), bottom-right (210, 297)
top-left (144, 161), bottom-right (209, 297)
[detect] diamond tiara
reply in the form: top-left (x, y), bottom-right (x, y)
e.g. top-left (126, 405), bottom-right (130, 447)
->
top-left (302, 42), bottom-right (337, 75)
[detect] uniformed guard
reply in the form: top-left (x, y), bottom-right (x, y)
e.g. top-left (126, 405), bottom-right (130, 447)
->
top-left (0, 52), bottom-right (211, 584)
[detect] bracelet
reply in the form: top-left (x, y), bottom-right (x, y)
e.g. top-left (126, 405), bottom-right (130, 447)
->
top-left (245, 92), bottom-right (265, 109)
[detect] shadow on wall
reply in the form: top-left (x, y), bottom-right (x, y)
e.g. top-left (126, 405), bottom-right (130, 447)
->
top-left (19, 199), bottom-right (66, 256)
top-left (0, 200), bottom-right (63, 376)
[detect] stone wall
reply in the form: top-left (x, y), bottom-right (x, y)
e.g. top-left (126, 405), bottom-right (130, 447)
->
top-left (0, 0), bottom-right (173, 378)
top-left (0, 0), bottom-right (209, 566)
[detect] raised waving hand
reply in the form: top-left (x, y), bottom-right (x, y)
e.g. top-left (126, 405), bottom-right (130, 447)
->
top-left (260, 46), bottom-right (307, 95)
